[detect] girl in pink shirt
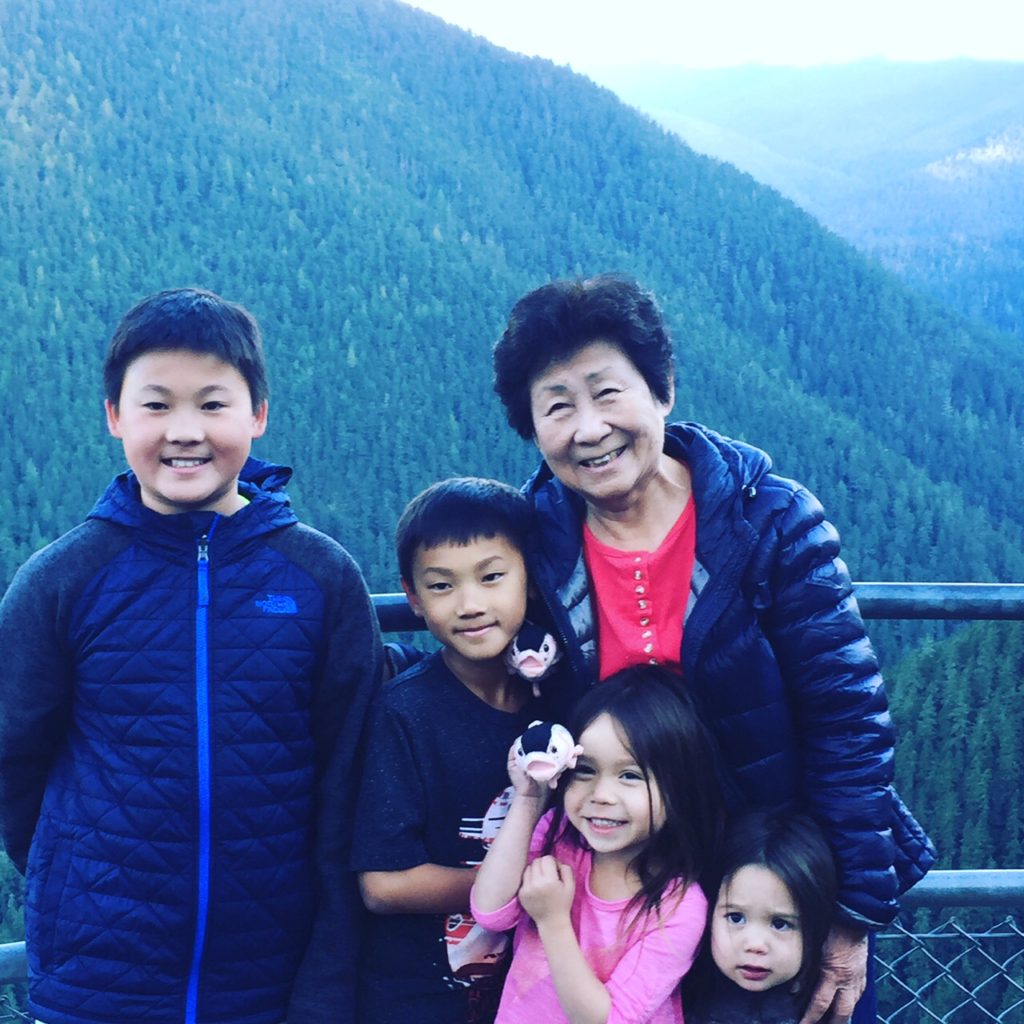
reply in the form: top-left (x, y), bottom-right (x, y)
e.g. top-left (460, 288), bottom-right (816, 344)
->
top-left (471, 666), bottom-right (723, 1024)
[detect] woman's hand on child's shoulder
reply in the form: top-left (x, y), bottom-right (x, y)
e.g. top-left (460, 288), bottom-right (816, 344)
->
top-left (519, 855), bottom-right (575, 924)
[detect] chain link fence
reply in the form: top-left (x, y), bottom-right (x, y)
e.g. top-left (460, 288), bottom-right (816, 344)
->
top-left (876, 914), bottom-right (1024, 1022)
top-left (0, 987), bottom-right (27, 1023)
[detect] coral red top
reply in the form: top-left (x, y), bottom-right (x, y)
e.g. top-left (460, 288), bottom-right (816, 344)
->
top-left (583, 499), bottom-right (695, 681)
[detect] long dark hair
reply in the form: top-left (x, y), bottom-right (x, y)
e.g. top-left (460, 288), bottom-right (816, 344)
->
top-left (688, 807), bottom-right (838, 1010)
top-left (543, 666), bottom-right (723, 922)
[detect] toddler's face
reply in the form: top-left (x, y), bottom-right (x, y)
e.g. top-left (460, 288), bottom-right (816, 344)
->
top-left (710, 864), bottom-right (804, 993)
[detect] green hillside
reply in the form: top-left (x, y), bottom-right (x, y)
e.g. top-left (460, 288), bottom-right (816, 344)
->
top-left (0, 0), bottom-right (1022, 945)
top-left (889, 619), bottom-right (1024, 869)
top-left (597, 59), bottom-right (1024, 337)
top-left (2, 0), bottom-right (1022, 593)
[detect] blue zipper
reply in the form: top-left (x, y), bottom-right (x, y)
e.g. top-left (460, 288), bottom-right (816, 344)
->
top-left (185, 518), bottom-right (218, 1024)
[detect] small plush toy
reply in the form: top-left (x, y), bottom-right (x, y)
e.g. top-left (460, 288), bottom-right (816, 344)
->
top-left (504, 620), bottom-right (562, 697)
top-left (514, 720), bottom-right (583, 787)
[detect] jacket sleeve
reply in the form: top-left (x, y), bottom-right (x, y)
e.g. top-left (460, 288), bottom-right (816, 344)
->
top-left (0, 545), bottom-right (75, 873)
top-left (285, 536), bottom-right (383, 1024)
top-left (760, 483), bottom-right (904, 928)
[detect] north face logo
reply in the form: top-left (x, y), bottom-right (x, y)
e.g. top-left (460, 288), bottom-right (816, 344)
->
top-left (256, 594), bottom-right (298, 615)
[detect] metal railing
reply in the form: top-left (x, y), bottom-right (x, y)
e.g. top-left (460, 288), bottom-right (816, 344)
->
top-left (3, 582), bottom-right (1023, 1022)
top-left (852, 582), bottom-right (1024, 622)
top-left (376, 580), bottom-right (1024, 631)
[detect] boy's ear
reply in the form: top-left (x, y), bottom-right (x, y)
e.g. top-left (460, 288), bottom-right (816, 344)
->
top-left (251, 400), bottom-right (269, 439)
top-left (401, 579), bottom-right (424, 618)
top-left (105, 399), bottom-right (123, 439)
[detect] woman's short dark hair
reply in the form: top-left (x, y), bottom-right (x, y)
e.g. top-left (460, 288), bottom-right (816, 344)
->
top-left (717, 808), bottom-right (838, 1001)
top-left (104, 287), bottom-right (268, 408)
top-left (395, 476), bottom-right (532, 586)
top-left (493, 273), bottom-right (676, 439)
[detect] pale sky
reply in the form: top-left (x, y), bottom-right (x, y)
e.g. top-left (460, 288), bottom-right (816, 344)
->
top-left (405, 0), bottom-right (1024, 72)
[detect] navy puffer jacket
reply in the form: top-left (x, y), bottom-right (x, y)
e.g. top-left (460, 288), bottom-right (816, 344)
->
top-left (525, 422), bottom-right (935, 928)
top-left (0, 459), bottom-right (381, 1024)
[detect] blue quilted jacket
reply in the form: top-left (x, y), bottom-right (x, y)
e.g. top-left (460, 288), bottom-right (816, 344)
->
top-left (525, 422), bottom-right (935, 928)
top-left (0, 459), bottom-right (381, 1024)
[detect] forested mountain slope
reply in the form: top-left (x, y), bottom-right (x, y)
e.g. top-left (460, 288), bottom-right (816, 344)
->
top-left (597, 59), bottom-right (1024, 337)
top-left (0, 0), bottom-right (1021, 908)
top-left (2, 0), bottom-right (1022, 596)
top-left (888, 619), bottom-right (1024, 870)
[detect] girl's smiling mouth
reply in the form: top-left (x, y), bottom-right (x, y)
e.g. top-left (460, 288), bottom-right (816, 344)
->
top-left (586, 816), bottom-right (627, 832)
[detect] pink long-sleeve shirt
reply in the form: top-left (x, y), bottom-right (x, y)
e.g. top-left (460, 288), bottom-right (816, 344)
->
top-left (471, 815), bottom-right (707, 1024)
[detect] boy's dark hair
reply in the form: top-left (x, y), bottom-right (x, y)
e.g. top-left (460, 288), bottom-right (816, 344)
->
top-left (104, 287), bottom-right (269, 408)
top-left (396, 477), bottom-right (532, 586)
top-left (544, 665), bottom-right (723, 924)
top-left (493, 273), bottom-right (676, 439)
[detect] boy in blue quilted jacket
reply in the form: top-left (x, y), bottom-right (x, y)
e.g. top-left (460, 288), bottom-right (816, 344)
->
top-left (0, 287), bottom-right (382, 1024)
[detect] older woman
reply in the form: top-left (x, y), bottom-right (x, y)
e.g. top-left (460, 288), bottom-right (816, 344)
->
top-left (492, 274), bottom-right (934, 1024)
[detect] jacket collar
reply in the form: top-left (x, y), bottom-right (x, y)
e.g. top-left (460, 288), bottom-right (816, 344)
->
top-left (527, 421), bottom-right (771, 579)
top-left (87, 456), bottom-right (297, 551)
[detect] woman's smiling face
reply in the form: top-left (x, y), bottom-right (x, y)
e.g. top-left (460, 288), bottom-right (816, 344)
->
top-left (528, 341), bottom-right (673, 511)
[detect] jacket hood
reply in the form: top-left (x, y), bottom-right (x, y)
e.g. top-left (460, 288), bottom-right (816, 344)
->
top-left (87, 456), bottom-right (296, 537)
